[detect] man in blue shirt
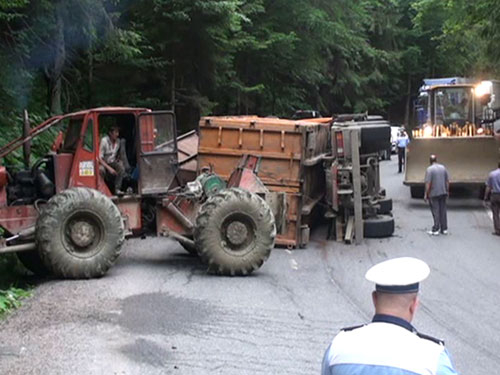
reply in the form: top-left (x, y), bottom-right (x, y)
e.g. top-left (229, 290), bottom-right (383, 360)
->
top-left (321, 257), bottom-right (458, 375)
top-left (484, 161), bottom-right (500, 235)
top-left (397, 130), bottom-right (409, 173)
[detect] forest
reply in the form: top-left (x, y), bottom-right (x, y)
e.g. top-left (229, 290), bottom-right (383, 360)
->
top-left (0, 0), bottom-right (500, 138)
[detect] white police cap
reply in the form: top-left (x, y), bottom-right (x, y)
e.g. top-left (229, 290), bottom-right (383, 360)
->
top-left (365, 257), bottom-right (430, 293)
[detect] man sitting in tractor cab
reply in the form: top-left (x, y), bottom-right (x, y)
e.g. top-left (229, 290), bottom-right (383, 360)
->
top-left (99, 126), bottom-right (126, 195)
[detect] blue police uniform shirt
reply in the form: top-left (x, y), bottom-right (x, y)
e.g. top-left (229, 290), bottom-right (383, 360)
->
top-left (397, 136), bottom-right (409, 148)
top-left (321, 314), bottom-right (458, 375)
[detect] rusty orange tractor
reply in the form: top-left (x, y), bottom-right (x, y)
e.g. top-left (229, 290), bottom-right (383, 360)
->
top-left (0, 108), bottom-right (276, 278)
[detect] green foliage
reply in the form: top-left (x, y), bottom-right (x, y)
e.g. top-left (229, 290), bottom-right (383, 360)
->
top-left (0, 286), bottom-right (31, 317)
top-left (0, 0), bottom-right (499, 135)
top-left (0, 254), bottom-right (32, 318)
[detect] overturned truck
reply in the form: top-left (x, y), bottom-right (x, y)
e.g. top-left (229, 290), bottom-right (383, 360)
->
top-left (197, 113), bottom-right (394, 246)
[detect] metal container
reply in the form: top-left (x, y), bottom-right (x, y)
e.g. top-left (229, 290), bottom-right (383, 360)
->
top-left (197, 116), bottom-right (330, 247)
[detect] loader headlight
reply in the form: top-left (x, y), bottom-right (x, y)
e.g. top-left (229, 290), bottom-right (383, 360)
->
top-left (475, 81), bottom-right (493, 97)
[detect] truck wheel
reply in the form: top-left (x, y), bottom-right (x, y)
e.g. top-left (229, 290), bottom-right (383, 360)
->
top-left (377, 198), bottom-right (392, 215)
top-left (36, 187), bottom-right (124, 279)
top-left (364, 215), bottom-right (394, 238)
top-left (410, 186), bottom-right (425, 199)
top-left (17, 250), bottom-right (50, 277)
top-left (194, 188), bottom-right (276, 276)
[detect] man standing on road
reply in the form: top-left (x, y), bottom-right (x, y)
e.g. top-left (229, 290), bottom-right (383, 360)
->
top-left (321, 257), bottom-right (458, 375)
top-left (484, 161), bottom-right (500, 236)
top-left (397, 130), bottom-right (409, 173)
top-left (425, 154), bottom-right (449, 235)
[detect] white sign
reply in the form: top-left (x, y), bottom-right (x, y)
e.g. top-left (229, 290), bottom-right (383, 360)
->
top-left (79, 161), bottom-right (94, 177)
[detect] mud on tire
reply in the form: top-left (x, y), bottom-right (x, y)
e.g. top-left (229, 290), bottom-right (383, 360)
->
top-left (36, 187), bottom-right (124, 279)
top-left (194, 188), bottom-right (276, 276)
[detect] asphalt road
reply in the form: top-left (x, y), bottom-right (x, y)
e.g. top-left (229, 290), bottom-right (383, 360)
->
top-left (0, 158), bottom-right (499, 374)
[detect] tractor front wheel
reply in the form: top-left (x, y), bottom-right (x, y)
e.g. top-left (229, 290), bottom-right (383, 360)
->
top-left (194, 188), bottom-right (276, 276)
top-left (36, 187), bottom-right (124, 279)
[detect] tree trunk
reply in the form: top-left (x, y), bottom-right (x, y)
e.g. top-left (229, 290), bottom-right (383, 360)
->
top-left (171, 61), bottom-right (176, 112)
top-left (87, 48), bottom-right (93, 108)
top-left (404, 73), bottom-right (412, 129)
top-left (47, 5), bottom-right (66, 115)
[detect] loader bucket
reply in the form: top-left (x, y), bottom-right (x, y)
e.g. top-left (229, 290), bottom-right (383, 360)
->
top-left (404, 137), bottom-right (500, 186)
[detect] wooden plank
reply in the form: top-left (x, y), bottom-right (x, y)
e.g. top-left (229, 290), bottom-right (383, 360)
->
top-left (345, 216), bottom-right (354, 243)
top-left (350, 129), bottom-right (364, 244)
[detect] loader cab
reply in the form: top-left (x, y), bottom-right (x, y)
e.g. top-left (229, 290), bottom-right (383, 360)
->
top-left (433, 85), bottom-right (474, 126)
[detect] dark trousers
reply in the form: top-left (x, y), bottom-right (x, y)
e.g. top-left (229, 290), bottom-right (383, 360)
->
top-left (429, 195), bottom-right (448, 232)
top-left (397, 147), bottom-right (405, 173)
top-left (99, 160), bottom-right (125, 192)
top-left (491, 193), bottom-right (500, 234)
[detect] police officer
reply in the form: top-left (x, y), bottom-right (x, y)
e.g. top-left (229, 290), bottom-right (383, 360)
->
top-left (397, 130), bottom-right (409, 173)
top-left (321, 257), bottom-right (458, 375)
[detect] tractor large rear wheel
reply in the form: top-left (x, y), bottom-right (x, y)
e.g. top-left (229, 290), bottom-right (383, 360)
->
top-left (36, 187), bottom-right (124, 279)
top-left (194, 188), bottom-right (276, 276)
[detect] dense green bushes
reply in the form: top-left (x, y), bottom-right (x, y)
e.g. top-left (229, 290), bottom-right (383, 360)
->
top-left (0, 0), bottom-right (497, 134)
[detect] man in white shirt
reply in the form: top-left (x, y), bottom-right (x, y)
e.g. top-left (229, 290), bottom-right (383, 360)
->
top-left (99, 126), bottom-right (125, 194)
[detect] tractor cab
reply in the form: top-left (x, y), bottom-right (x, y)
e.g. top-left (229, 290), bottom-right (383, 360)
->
top-left (0, 107), bottom-right (180, 206)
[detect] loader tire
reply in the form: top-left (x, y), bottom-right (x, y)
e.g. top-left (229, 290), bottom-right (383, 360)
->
top-left (364, 215), bottom-right (394, 238)
top-left (410, 186), bottom-right (425, 199)
top-left (36, 187), bottom-right (124, 279)
top-left (194, 188), bottom-right (276, 276)
top-left (377, 198), bottom-right (392, 215)
top-left (17, 250), bottom-right (50, 277)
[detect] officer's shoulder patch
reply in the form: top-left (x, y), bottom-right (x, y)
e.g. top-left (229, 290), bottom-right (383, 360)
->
top-left (341, 324), bottom-right (365, 332)
top-left (417, 332), bottom-right (445, 345)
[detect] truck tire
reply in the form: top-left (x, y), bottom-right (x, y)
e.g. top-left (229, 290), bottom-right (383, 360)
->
top-left (410, 186), bottom-right (425, 199)
top-left (377, 198), bottom-right (392, 215)
top-left (36, 187), bottom-right (124, 279)
top-left (194, 188), bottom-right (276, 276)
top-left (364, 215), bottom-right (394, 238)
top-left (359, 125), bottom-right (391, 154)
top-left (17, 250), bottom-right (50, 277)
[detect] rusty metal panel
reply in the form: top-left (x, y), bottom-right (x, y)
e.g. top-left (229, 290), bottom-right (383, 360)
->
top-left (116, 197), bottom-right (141, 232)
top-left (176, 130), bottom-right (198, 184)
top-left (53, 153), bottom-right (74, 193)
top-left (156, 197), bottom-right (198, 237)
top-left (198, 116), bottom-right (330, 248)
top-left (0, 205), bottom-right (39, 235)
